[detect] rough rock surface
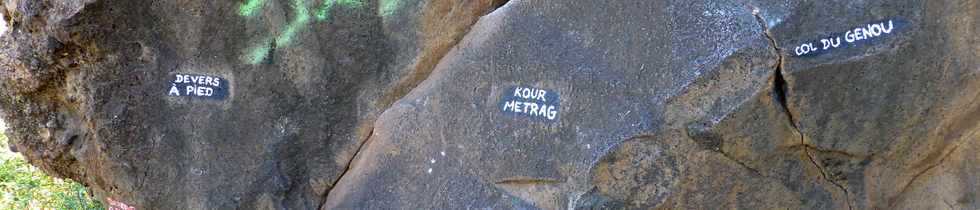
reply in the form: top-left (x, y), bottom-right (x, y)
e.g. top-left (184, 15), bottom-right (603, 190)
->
top-left (1, 0), bottom-right (978, 209)
top-left (0, 0), bottom-right (501, 208)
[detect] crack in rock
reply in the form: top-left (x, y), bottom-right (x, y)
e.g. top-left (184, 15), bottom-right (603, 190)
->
top-left (378, 0), bottom-right (509, 110)
top-left (749, 5), bottom-right (854, 210)
top-left (799, 144), bottom-right (871, 159)
top-left (318, 126), bottom-right (374, 209)
top-left (718, 149), bottom-right (763, 176)
top-left (318, 0), bottom-right (509, 207)
top-left (801, 142), bottom-right (853, 210)
top-left (887, 139), bottom-right (965, 209)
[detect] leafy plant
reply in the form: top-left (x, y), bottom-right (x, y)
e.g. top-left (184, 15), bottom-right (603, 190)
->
top-left (0, 132), bottom-right (104, 210)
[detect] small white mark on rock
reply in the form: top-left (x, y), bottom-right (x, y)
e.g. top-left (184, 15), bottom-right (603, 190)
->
top-left (191, 168), bottom-right (205, 176)
top-left (440, 151), bottom-right (446, 156)
top-left (430, 158), bottom-right (436, 164)
top-left (586, 144), bottom-right (591, 149)
top-left (0, 17), bottom-right (6, 37)
top-left (427, 168), bottom-right (433, 174)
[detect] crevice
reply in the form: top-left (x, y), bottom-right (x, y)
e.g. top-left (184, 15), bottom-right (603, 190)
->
top-left (786, 144), bottom-right (871, 160)
top-left (719, 150), bottom-right (763, 176)
top-left (377, 0), bottom-right (501, 111)
top-left (749, 6), bottom-right (794, 127)
top-left (488, 0), bottom-right (510, 15)
top-left (317, 126), bottom-right (374, 210)
top-left (887, 142), bottom-right (962, 209)
top-left (750, 5), bottom-right (853, 210)
top-left (802, 143), bottom-right (853, 210)
top-left (318, 1), bottom-right (506, 207)
top-left (684, 125), bottom-right (764, 177)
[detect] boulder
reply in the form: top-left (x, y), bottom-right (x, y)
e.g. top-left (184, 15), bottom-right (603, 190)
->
top-left (1, 0), bottom-right (501, 208)
top-left (0, 0), bottom-right (977, 209)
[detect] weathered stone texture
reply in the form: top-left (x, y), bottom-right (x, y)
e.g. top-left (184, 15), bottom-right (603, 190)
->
top-left (0, 0), bottom-right (977, 209)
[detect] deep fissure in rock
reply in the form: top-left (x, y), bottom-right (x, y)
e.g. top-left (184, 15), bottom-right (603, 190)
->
top-left (750, 6), bottom-right (854, 210)
top-left (772, 69), bottom-right (792, 121)
top-left (321, 1), bottom-right (501, 207)
top-left (319, 127), bottom-right (375, 209)
top-left (489, 0), bottom-right (510, 14)
top-left (378, 0), bottom-right (501, 112)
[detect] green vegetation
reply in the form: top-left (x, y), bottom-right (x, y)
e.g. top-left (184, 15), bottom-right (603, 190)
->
top-left (239, 0), bottom-right (364, 64)
top-left (0, 132), bottom-right (104, 210)
top-left (239, 0), bottom-right (267, 16)
top-left (378, 0), bottom-right (402, 17)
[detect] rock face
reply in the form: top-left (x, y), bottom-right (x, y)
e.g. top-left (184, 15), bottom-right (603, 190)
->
top-left (0, 0), bottom-right (977, 209)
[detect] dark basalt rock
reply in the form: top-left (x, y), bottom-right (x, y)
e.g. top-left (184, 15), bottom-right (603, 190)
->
top-left (0, 0), bottom-right (977, 209)
top-left (1, 0), bottom-right (500, 209)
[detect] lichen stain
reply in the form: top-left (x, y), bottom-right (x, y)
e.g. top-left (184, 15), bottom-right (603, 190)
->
top-left (238, 0), bottom-right (366, 64)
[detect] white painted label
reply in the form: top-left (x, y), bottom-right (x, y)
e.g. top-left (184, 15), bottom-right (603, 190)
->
top-left (168, 73), bottom-right (229, 100)
top-left (499, 86), bottom-right (559, 121)
top-left (793, 19), bottom-right (905, 57)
